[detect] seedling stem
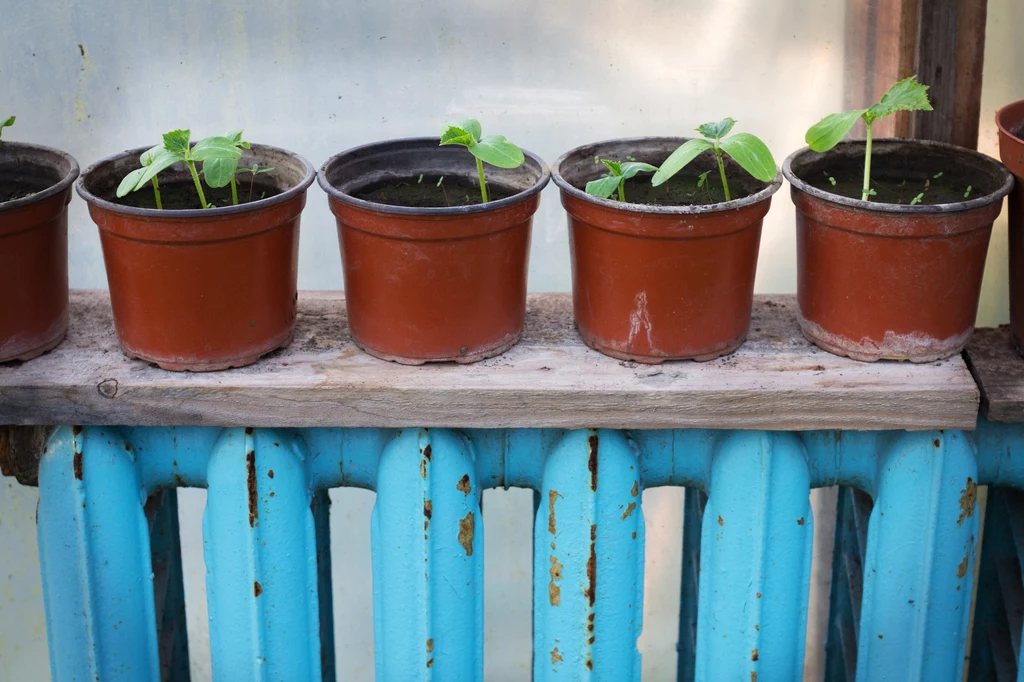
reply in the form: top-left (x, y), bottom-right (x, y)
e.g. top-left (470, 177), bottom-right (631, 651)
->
top-left (862, 123), bottom-right (873, 201)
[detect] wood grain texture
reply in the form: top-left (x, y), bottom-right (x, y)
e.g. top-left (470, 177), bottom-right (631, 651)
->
top-left (965, 327), bottom-right (1024, 423)
top-left (0, 291), bottom-right (979, 431)
top-left (843, 0), bottom-right (988, 147)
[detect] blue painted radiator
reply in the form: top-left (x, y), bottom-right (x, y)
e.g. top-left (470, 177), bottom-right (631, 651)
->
top-left (26, 422), bottom-right (1013, 681)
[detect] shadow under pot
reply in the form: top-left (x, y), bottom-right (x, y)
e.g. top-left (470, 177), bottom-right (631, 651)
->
top-left (0, 143), bottom-right (79, 362)
top-left (997, 100), bottom-right (1024, 355)
top-left (76, 144), bottom-right (315, 371)
top-left (318, 137), bottom-right (550, 365)
top-left (784, 139), bottom-right (1013, 362)
top-left (552, 137), bottom-right (782, 363)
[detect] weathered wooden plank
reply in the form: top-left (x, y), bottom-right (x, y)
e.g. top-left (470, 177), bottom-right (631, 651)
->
top-left (965, 327), bottom-right (1024, 423)
top-left (0, 291), bottom-right (978, 431)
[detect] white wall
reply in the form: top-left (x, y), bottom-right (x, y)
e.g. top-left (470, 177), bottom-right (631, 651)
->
top-left (1, 0), bottom-right (1018, 679)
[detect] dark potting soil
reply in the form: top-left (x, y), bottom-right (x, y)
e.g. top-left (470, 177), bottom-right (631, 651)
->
top-left (115, 180), bottom-right (282, 210)
top-left (806, 168), bottom-right (978, 205)
top-left (354, 175), bottom-right (518, 208)
top-left (0, 174), bottom-right (56, 204)
top-left (613, 174), bottom-right (755, 207)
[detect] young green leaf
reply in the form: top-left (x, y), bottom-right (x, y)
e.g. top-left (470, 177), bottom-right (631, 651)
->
top-left (129, 148), bottom-right (179, 193)
top-left (719, 133), bottom-right (776, 183)
top-left (697, 117), bottom-right (736, 140)
top-left (805, 110), bottom-right (865, 152)
top-left (651, 138), bottom-right (713, 187)
top-left (585, 175), bottom-right (625, 199)
top-left (586, 158), bottom-right (656, 201)
top-left (117, 167), bottom-right (149, 198)
top-left (866, 75), bottom-right (932, 122)
top-left (203, 157), bottom-right (241, 188)
top-left (439, 125), bottom-right (477, 148)
top-left (190, 136), bottom-right (243, 162)
top-left (445, 118), bottom-right (482, 142)
top-left (162, 129), bottom-right (191, 155)
top-left (0, 115), bottom-right (15, 139)
top-left (619, 161), bottom-right (659, 180)
top-left (469, 135), bottom-right (525, 169)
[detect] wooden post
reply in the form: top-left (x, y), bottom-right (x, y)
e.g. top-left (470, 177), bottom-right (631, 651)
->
top-left (845, 0), bottom-right (988, 148)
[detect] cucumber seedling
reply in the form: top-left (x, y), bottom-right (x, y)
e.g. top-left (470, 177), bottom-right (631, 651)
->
top-left (805, 75), bottom-right (933, 201)
top-left (117, 129), bottom-right (245, 209)
top-left (439, 118), bottom-right (524, 203)
top-left (651, 118), bottom-right (776, 202)
top-left (0, 116), bottom-right (14, 139)
top-left (585, 158), bottom-right (658, 202)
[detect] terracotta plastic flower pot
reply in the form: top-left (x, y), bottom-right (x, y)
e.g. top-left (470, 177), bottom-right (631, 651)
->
top-left (784, 139), bottom-right (1013, 362)
top-left (77, 144), bottom-right (315, 371)
top-left (318, 137), bottom-right (549, 364)
top-left (552, 137), bottom-right (782, 363)
top-left (0, 143), bottom-right (79, 362)
top-left (997, 100), bottom-right (1024, 354)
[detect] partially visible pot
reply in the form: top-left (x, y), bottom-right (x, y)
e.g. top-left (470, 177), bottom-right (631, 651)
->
top-left (77, 144), bottom-right (315, 371)
top-left (552, 137), bottom-right (782, 363)
top-left (997, 101), bottom-right (1024, 354)
top-left (785, 139), bottom-right (1013, 362)
top-left (319, 138), bottom-right (549, 365)
top-left (0, 143), bottom-right (79, 362)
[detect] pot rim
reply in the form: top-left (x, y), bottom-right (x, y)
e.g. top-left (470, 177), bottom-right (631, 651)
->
top-left (996, 99), bottom-right (1024, 140)
top-left (75, 142), bottom-right (316, 219)
top-left (0, 141), bottom-right (80, 212)
top-left (318, 136), bottom-right (551, 216)
top-left (783, 137), bottom-right (1014, 214)
top-left (551, 136), bottom-right (783, 215)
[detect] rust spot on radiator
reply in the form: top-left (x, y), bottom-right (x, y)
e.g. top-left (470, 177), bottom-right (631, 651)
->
top-left (588, 434), bottom-right (599, 491)
top-left (548, 490), bottom-right (558, 535)
top-left (718, 515), bottom-right (723, 526)
top-left (621, 502), bottom-right (636, 520)
top-left (420, 460), bottom-right (427, 479)
top-left (632, 531), bottom-right (637, 539)
top-left (424, 500), bottom-right (432, 530)
top-left (551, 646), bottom-right (563, 664)
top-left (458, 512), bottom-right (475, 556)
top-left (423, 444), bottom-right (432, 462)
top-left (549, 556), bottom-right (563, 606)
top-left (586, 659), bottom-right (593, 670)
top-left (247, 450), bottom-right (258, 527)
top-left (934, 439), bottom-right (941, 447)
top-left (427, 658), bottom-right (433, 668)
top-left (245, 427), bottom-right (253, 435)
top-left (957, 478), bottom-right (977, 525)
top-left (72, 425), bottom-right (83, 436)
top-left (426, 638), bottom-right (433, 653)
top-left (751, 673), bottom-right (757, 682)
top-left (457, 474), bottom-right (471, 495)
top-left (957, 553), bottom-right (969, 579)
top-left (73, 451), bottom-right (83, 480)
top-left (586, 524), bottom-right (597, 607)
top-left (631, 480), bottom-right (638, 497)
top-left (756, 592), bottom-right (761, 599)
top-left (253, 581), bottom-right (262, 597)
top-left (267, 469), bottom-right (274, 479)
top-left (797, 517), bottom-right (805, 526)
top-left (752, 648), bottom-right (758, 661)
